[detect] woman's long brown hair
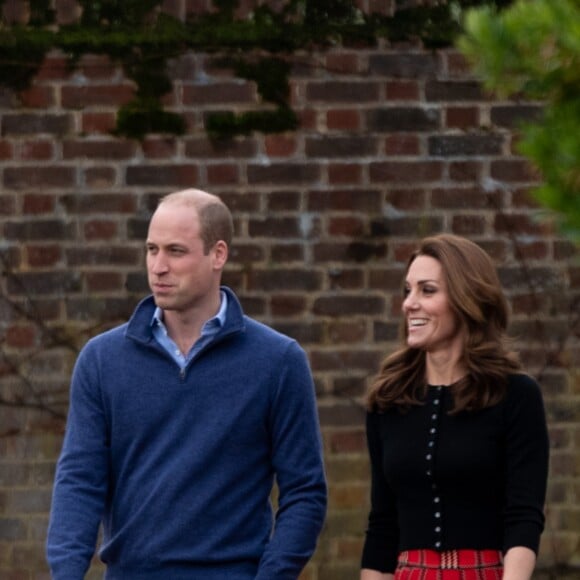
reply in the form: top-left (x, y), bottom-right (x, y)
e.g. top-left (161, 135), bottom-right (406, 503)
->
top-left (367, 234), bottom-right (522, 414)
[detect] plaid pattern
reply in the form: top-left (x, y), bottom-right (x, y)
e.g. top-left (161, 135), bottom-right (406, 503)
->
top-left (395, 549), bottom-right (503, 580)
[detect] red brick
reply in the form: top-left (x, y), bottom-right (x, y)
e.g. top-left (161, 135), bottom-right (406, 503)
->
top-left (266, 191), bottom-right (301, 211)
top-left (0, 194), bottom-right (16, 215)
top-left (85, 272), bottom-right (124, 292)
top-left (385, 80), bottom-right (420, 100)
top-left (327, 109), bottom-right (361, 131)
top-left (326, 53), bottom-right (361, 74)
top-left (22, 194), bottom-right (56, 214)
top-left (63, 140), bottom-right (136, 160)
top-left (329, 430), bottom-right (366, 453)
top-left (384, 134), bottom-right (420, 155)
top-left (126, 165), bottom-right (199, 187)
top-left (446, 106), bottom-right (480, 129)
top-left (18, 86), bottom-right (55, 108)
top-left (514, 240), bottom-right (550, 261)
top-left (141, 138), bottom-right (178, 159)
top-left (307, 81), bottom-right (380, 103)
top-left (494, 213), bottom-right (550, 236)
top-left (206, 164), bottom-right (240, 185)
top-left (308, 190), bottom-right (382, 212)
top-left (449, 161), bottom-right (482, 182)
top-left (84, 220), bottom-right (119, 240)
top-left (36, 54), bottom-right (69, 81)
top-left (82, 112), bottom-right (117, 134)
top-left (327, 320), bottom-right (367, 343)
top-left (76, 54), bottom-right (117, 80)
top-left (26, 244), bottom-right (62, 267)
top-left (62, 193), bottom-right (137, 214)
top-left (83, 167), bottom-right (116, 188)
top-left (270, 244), bottom-right (304, 263)
top-left (370, 161), bottom-right (443, 183)
top-left (385, 189), bottom-right (427, 210)
top-left (452, 214), bottom-right (486, 236)
top-left (61, 84), bottom-right (135, 108)
top-left (327, 268), bottom-right (365, 290)
top-left (6, 325), bottom-right (37, 348)
top-left (491, 159), bottom-right (541, 182)
top-left (445, 50), bottom-right (473, 77)
top-left (4, 167), bottom-right (75, 190)
top-left (297, 108), bottom-right (318, 130)
top-left (264, 135), bottom-right (298, 157)
top-left (271, 295), bottom-right (307, 317)
top-left (183, 82), bottom-right (256, 105)
top-left (328, 217), bottom-right (365, 236)
top-left (328, 163), bottom-right (363, 184)
top-left (18, 139), bottom-right (54, 160)
top-left (0, 139), bottom-right (13, 159)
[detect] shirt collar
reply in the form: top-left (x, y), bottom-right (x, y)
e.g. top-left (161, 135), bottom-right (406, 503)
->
top-left (151, 290), bottom-right (228, 330)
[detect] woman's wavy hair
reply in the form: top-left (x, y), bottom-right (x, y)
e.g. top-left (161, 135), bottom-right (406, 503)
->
top-left (367, 234), bottom-right (521, 414)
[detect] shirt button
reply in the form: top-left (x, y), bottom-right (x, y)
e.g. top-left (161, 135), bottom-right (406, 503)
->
top-left (435, 541), bottom-right (442, 549)
top-left (435, 526), bottom-right (441, 533)
top-left (434, 497), bottom-right (440, 503)
top-left (426, 454), bottom-right (432, 460)
top-left (428, 441), bottom-right (434, 447)
top-left (431, 414), bottom-right (437, 420)
top-left (426, 470), bottom-right (432, 476)
top-left (434, 512), bottom-right (441, 518)
top-left (430, 427), bottom-right (436, 434)
top-left (433, 399), bottom-right (440, 405)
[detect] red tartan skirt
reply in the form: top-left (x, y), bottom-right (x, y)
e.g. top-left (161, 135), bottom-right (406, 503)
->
top-left (394, 549), bottom-right (503, 580)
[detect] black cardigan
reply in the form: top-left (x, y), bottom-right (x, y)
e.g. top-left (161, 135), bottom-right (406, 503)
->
top-left (361, 373), bottom-right (549, 573)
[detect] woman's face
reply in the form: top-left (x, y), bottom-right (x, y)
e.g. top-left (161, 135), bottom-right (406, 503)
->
top-left (403, 255), bottom-right (464, 355)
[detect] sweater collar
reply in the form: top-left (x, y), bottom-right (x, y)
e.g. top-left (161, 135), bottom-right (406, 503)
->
top-left (125, 286), bottom-right (245, 346)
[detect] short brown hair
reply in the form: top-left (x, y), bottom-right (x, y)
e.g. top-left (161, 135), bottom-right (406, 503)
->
top-left (159, 189), bottom-right (233, 254)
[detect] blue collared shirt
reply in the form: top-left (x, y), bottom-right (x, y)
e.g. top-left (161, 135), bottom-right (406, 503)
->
top-left (151, 291), bottom-right (228, 370)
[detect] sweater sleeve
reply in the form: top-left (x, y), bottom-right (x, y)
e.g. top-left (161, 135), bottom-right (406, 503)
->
top-left (361, 411), bottom-right (400, 573)
top-left (502, 374), bottom-right (549, 554)
top-left (255, 341), bottom-right (327, 580)
top-left (46, 341), bottom-right (110, 580)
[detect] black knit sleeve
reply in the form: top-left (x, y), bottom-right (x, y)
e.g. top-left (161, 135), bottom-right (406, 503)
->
top-left (502, 374), bottom-right (550, 554)
top-left (361, 412), bottom-right (399, 573)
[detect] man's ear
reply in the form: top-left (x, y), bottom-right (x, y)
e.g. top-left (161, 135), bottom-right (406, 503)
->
top-left (212, 240), bottom-right (228, 270)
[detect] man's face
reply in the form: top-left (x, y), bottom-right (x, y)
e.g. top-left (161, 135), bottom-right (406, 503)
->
top-left (146, 202), bottom-right (223, 315)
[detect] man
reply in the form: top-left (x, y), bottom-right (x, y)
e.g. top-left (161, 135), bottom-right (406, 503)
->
top-left (47, 189), bottom-right (327, 579)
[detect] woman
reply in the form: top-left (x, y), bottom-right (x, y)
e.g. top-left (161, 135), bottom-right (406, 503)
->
top-left (361, 234), bottom-right (549, 580)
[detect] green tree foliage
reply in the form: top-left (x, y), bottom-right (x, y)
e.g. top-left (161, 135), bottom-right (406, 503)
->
top-left (458, 0), bottom-right (580, 241)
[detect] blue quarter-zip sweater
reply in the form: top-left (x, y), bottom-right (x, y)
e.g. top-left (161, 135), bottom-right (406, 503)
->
top-left (47, 287), bottom-right (327, 579)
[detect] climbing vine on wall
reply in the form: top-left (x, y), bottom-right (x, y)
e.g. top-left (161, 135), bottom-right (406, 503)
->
top-left (0, 0), bottom-right (513, 139)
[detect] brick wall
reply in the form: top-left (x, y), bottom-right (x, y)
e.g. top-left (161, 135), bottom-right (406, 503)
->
top-left (1, 3), bottom-right (579, 579)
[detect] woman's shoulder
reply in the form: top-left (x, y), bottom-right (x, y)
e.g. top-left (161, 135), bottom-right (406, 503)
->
top-left (506, 372), bottom-right (542, 394)
top-left (503, 372), bottom-right (545, 411)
